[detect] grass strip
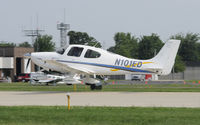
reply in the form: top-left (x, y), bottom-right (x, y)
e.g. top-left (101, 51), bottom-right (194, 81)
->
top-left (1, 82), bottom-right (200, 92)
top-left (0, 106), bottom-right (200, 125)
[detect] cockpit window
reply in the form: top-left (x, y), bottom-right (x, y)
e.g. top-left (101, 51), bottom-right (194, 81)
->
top-left (84, 49), bottom-right (101, 58)
top-left (67, 47), bottom-right (84, 57)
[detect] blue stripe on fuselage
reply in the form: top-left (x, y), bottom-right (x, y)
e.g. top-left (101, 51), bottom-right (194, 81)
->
top-left (56, 60), bottom-right (152, 73)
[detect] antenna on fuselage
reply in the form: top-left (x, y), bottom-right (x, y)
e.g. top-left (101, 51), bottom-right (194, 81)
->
top-left (93, 42), bottom-right (99, 47)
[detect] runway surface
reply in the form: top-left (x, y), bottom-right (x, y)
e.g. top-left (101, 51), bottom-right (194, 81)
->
top-left (0, 91), bottom-right (200, 107)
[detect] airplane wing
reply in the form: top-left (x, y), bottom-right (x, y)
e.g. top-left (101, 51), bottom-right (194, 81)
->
top-left (45, 60), bottom-right (95, 74)
top-left (38, 78), bottom-right (62, 83)
top-left (38, 79), bottom-right (54, 83)
top-left (69, 65), bottom-right (95, 74)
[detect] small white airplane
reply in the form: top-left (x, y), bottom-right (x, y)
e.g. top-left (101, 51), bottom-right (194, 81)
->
top-left (25, 39), bottom-right (181, 90)
top-left (30, 72), bottom-right (65, 85)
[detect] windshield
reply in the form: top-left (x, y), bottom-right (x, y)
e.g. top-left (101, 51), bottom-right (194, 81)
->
top-left (56, 48), bottom-right (66, 55)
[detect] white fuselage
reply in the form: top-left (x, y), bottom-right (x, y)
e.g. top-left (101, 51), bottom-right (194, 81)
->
top-left (31, 45), bottom-right (160, 75)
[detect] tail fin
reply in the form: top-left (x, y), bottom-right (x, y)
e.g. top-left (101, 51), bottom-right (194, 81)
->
top-left (151, 39), bottom-right (181, 75)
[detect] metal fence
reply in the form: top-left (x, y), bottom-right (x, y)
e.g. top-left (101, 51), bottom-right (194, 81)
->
top-left (159, 66), bottom-right (200, 80)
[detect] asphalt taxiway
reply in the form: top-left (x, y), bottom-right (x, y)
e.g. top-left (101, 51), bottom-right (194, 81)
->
top-left (0, 91), bottom-right (200, 107)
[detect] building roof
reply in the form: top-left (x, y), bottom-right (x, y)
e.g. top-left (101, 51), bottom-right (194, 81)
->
top-left (0, 47), bottom-right (34, 57)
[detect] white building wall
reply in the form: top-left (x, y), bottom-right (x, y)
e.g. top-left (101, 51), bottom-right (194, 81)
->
top-left (0, 57), bottom-right (14, 68)
top-left (125, 74), bottom-right (132, 80)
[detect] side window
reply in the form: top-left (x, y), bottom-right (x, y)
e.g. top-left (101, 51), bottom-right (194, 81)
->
top-left (84, 49), bottom-right (101, 58)
top-left (67, 47), bottom-right (84, 57)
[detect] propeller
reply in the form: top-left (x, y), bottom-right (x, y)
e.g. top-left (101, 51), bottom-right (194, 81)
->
top-left (26, 58), bottom-right (31, 71)
top-left (24, 53), bottom-right (31, 71)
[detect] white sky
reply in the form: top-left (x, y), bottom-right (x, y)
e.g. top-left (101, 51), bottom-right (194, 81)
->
top-left (0, 0), bottom-right (199, 48)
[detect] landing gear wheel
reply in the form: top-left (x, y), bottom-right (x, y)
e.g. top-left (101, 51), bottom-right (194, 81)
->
top-left (90, 84), bottom-right (102, 90)
top-left (90, 84), bottom-right (96, 90)
top-left (95, 85), bottom-right (102, 90)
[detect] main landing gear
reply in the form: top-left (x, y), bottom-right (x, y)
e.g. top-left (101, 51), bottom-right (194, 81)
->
top-left (90, 84), bottom-right (102, 90)
top-left (83, 75), bottom-right (103, 90)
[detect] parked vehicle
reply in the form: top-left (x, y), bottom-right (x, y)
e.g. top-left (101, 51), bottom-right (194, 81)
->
top-left (17, 73), bottom-right (30, 82)
top-left (145, 74), bottom-right (152, 81)
top-left (131, 74), bottom-right (152, 81)
top-left (131, 74), bottom-right (145, 81)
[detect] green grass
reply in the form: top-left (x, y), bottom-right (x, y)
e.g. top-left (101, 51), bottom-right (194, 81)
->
top-left (1, 82), bottom-right (200, 92)
top-left (186, 80), bottom-right (200, 83)
top-left (0, 106), bottom-right (200, 125)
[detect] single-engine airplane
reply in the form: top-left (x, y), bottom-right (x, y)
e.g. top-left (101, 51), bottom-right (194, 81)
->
top-left (30, 72), bottom-right (65, 85)
top-left (25, 39), bottom-right (181, 90)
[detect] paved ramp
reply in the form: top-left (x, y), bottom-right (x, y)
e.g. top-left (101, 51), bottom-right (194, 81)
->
top-left (0, 91), bottom-right (200, 107)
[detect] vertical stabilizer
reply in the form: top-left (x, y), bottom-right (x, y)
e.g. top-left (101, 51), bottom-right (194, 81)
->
top-left (151, 39), bottom-right (181, 75)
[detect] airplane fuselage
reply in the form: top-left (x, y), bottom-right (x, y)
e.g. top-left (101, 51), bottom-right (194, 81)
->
top-left (31, 45), bottom-right (161, 75)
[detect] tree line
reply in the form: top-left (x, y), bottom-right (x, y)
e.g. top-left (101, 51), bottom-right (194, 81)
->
top-left (108, 32), bottom-right (200, 73)
top-left (0, 35), bottom-right (55, 52)
top-left (1, 31), bottom-right (200, 73)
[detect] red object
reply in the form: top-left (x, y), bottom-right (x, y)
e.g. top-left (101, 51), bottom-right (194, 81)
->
top-left (17, 73), bottom-right (30, 82)
top-left (198, 81), bottom-right (200, 84)
top-left (145, 81), bottom-right (148, 84)
top-left (184, 81), bottom-right (186, 84)
top-left (145, 74), bottom-right (152, 80)
top-left (112, 81), bottom-right (115, 84)
top-left (193, 81), bottom-right (196, 84)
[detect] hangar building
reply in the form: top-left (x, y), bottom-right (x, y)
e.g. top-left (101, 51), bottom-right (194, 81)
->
top-left (0, 47), bottom-right (34, 81)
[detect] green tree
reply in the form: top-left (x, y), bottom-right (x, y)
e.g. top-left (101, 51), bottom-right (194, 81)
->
top-left (108, 32), bottom-right (138, 58)
top-left (0, 42), bottom-right (16, 47)
top-left (68, 31), bottom-right (101, 48)
top-left (107, 46), bottom-right (116, 53)
top-left (18, 42), bottom-right (32, 47)
top-left (33, 35), bottom-right (55, 52)
top-left (171, 33), bottom-right (200, 62)
top-left (197, 42), bottom-right (200, 61)
top-left (138, 33), bottom-right (164, 59)
top-left (174, 55), bottom-right (185, 73)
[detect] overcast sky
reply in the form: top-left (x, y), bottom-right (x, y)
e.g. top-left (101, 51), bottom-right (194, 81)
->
top-left (0, 0), bottom-right (199, 48)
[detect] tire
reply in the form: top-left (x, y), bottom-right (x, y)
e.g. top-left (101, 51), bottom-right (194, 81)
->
top-left (90, 84), bottom-right (96, 90)
top-left (96, 85), bottom-right (102, 90)
top-left (90, 84), bottom-right (102, 90)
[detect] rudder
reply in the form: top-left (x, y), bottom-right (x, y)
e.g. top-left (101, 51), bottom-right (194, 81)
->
top-left (151, 39), bottom-right (181, 75)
